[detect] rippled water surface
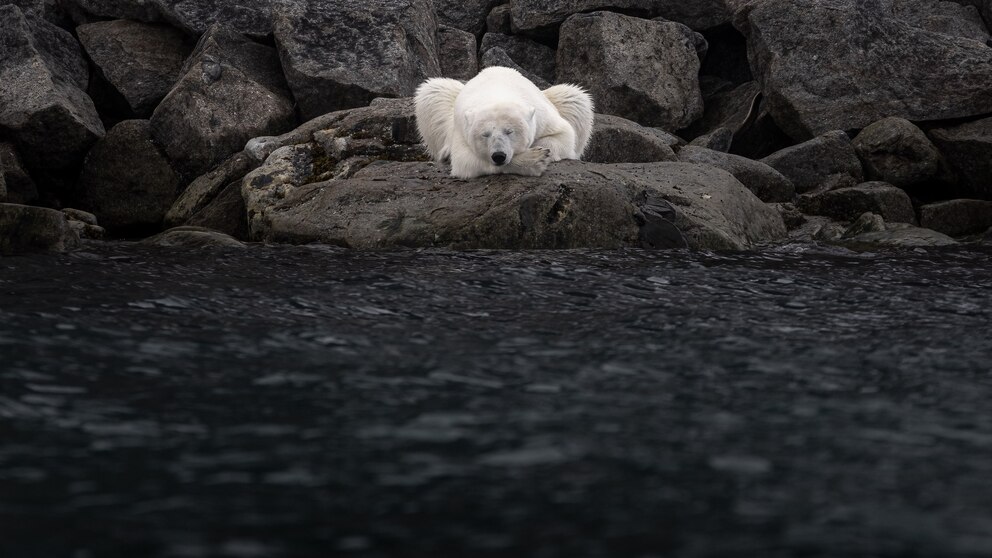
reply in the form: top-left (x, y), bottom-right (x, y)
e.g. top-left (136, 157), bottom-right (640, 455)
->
top-left (2, 242), bottom-right (992, 557)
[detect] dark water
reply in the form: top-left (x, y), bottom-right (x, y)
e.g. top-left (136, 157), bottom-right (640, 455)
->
top-left (2, 242), bottom-right (992, 557)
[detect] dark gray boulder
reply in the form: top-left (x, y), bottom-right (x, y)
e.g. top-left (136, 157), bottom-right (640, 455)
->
top-left (150, 25), bottom-right (296, 181)
top-left (0, 143), bottom-right (39, 205)
top-left (62, 207), bottom-right (105, 239)
top-left (480, 33), bottom-right (556, 85)
top-left (797, 182), bottom-right (917, 225)
top-left (919, 199), bottom-right (992, 237)
top-left (852, 117), bottom-right (942, 189)
top-left (928, 116), bottom-right (992, 200)
top-left (480, 48), bottom-right (550, 89)
top-left (679, 145), bottom-right (795, 203)
top-left (76, 19), bottom-right (192, 117)
top-left (242, 156), bottom-right (786, 250)
top-left (0, 5), bottom-right (104, 174)
top-left (8, 0), bottom-right (69, 27)
top-left (688, 127), bottom-right (734, 153)
top-left (78, 120), bottom-right (183, 231)
top-left (584, 114), bottom-right (680, 164)
top-left (843, 223), bottom-right (958, 248)
top-left (486, 4), bottom-right (513, 34)
top-left (436, 0), bottom-right (504, 35)
top-left (273, 0), bottom-right (440, 120)
top-left (0, 203), bottom-right (80, 254)
top-left (738, 0), bottom-right (992, 140)
top-left (63, 0), bottom-right (282, 36)
top-left (141, 226), bottom-right (246, 248)
top-left (509, 0), bottom-right (730, 35)
top-left (185, 182), bottom-right (249, 240)
top-left (164, 151), bottom-right (254, 228)
top-left (438, 27), bottom-right (478, 81)
top-left (557, 11), bottom-right (703, 130)
top-left (894, 0), bottom-right (990, 42)
top-left (760, 131), bottom-right (864, 194)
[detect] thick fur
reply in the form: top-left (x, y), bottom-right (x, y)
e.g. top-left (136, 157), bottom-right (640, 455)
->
top-left (414, 67), bottom-right (594, 179)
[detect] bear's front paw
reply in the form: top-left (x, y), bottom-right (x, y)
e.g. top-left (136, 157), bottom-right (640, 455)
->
top-left (515, 146), bottom-right (552, 176)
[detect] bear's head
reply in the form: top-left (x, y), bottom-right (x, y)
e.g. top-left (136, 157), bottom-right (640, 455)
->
top-left (463, 103), bottom-right (537, 167)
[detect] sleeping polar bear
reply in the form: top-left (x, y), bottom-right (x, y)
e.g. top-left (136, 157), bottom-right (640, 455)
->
top-left (414, 66), bottom-right (594, 179)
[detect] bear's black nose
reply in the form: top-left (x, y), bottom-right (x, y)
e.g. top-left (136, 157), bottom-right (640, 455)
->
top-left (491, 152), bottom-right (506, 165)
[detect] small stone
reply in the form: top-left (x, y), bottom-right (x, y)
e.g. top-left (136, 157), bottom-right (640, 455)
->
top-left (761, 131), bottom-right (864, 194)
top-left (689, 127), bottom-right (734, 153)
top-left (0, 203), bottom-right (80, 254)
top-left (853, 117), bottom-right (941, 189)
top-left (842, 212), bottom-right (887, 238)
top-left (797, 182), bottom-right (917, 225)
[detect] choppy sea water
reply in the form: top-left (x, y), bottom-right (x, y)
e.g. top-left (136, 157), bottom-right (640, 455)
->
top-left (2, 242), bottom-right (991, 557)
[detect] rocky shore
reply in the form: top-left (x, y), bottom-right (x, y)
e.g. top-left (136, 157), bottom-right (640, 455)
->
top-left (3, 0), bottom-right (992, 254)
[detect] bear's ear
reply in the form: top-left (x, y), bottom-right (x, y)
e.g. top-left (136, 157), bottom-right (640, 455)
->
top-left (463, 109), bottom-right (475, 128)
top-left (528, 106), bottom-right (537, 127)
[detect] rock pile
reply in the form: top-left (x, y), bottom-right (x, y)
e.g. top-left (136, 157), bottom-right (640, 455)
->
top-left (2, 0), bottom-right (991, 252)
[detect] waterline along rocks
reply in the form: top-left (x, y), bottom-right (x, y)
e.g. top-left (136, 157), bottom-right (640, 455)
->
top-left (2, 0), bottom-right (992, 252)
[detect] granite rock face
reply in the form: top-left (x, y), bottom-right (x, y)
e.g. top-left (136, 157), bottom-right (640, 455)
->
top-left (760, 131), bottom-right (864, 195)
top-left (919, 199), bottom-right (992, 237)
top-left (438, 27), bottom-right (479, 81)
top-left (557, 11), bottom-right (703, 129)
top-left (273, 0), bottom-right (441, 120)
top-left (583, 114), bottom-right (680, 164)
top-left (509, 0), bottom-right (731, 35)
top-left (150, 25), bottom-right (296, 181)
top-left (242, 157), bottom-right (786, 251)
top-left (78, 120), bottom-right (183, 232)
top-left (852, 117), bottom-right (942, 189)
top-left (480, 33), bottom-right (556, 85)
top-left (435, 0), bottom-right (504, 35)
top-left (0, 5), bottom-right (104, 175)
top-left (0, 203), bottom-right (80, 254)
top-left (797, 182), bottom-right (917, 225)
top-left (738, 0), bottom-right (992, 139)
top-left (76, 20), bottom-right (192, 117)
top-left (63, 0), bottom-right (285, 36)
top-left (928, 115), bottom-right (992, 200)
top-left (679, 146), bottom-right (795, 203)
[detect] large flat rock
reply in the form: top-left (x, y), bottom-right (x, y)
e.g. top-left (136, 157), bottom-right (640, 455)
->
top-left (242, 157), bottom-right (786, 250)
top-left (0, 203), bottom-right (80, 254)
top-left (738, 0), bottom-right (992, 139)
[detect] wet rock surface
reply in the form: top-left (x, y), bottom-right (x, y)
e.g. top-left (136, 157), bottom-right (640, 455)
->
top-left (0, 202), bottom-right (79, 254)
top-left (2, 243), bottom-right (992, 556)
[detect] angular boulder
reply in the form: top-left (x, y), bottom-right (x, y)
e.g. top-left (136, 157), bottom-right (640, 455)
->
top-left (273, 0), bottom-right (440, 120)
top-left (480, 48), bottom-right (550, 89)
top-left (0, 5), bottom-right (104, 174)
top-left (0, 203), bottom-right (80, 255)
top-left (480, 33), bottom-right (556, 85)
top-left (164, 151), bottom-right (254, 228)
top-left (63, 0), bottom-right (282, 36)
top-left (242, 156), bottom-right (786, 251)
top-left (76, 19), bottom-right (192, 117)
top-left (509, 0), bottom-right (731, 35)
top-left (486, 4), bottom-right (513, 34)
top-left (141, 226), bottom-right (246, 248)
top-left (797, 182), bottom-right (917, 225)
top-left (0, 143), bottom-right (39, 205)
top-left (679, 146), bottom-right (795, 202)
top-left (852, 117), bottom-right (942, 189)
top-left (584, 114), bottom-right (680, 164)
top-left (78, 120), bottom-right (183, 231)
top-left (760, 131), bottom-right (864, 194)
top-left (928, 115), bottom-right (992, 200)
top-left (185, 181), bottom-right (249, 240)
top-left (436, 0), bottom-right (503, 35)
top-left (150, 25), bottom-right (296, 181)
top-left (738, 0), bottom-right (992, 139)
top-left (557, 11), bottom-right (703, 129)
top-left (438, 26), bottom-right (478, 81)
top-left (919, 199), bottom-right (992, 237)
top-left (843, 223), bottom-right (958, 248)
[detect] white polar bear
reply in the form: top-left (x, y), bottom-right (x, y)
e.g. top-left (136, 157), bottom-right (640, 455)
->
top-left (414, 66), bottom-right (594, 179)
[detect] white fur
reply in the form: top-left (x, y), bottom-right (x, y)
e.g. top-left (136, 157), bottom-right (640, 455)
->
top-left (414, 67), bottom-right (594, 179)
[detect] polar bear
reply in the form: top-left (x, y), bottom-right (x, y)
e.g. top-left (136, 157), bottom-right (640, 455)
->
top-left (414, 66), bottom-right (594, 179)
